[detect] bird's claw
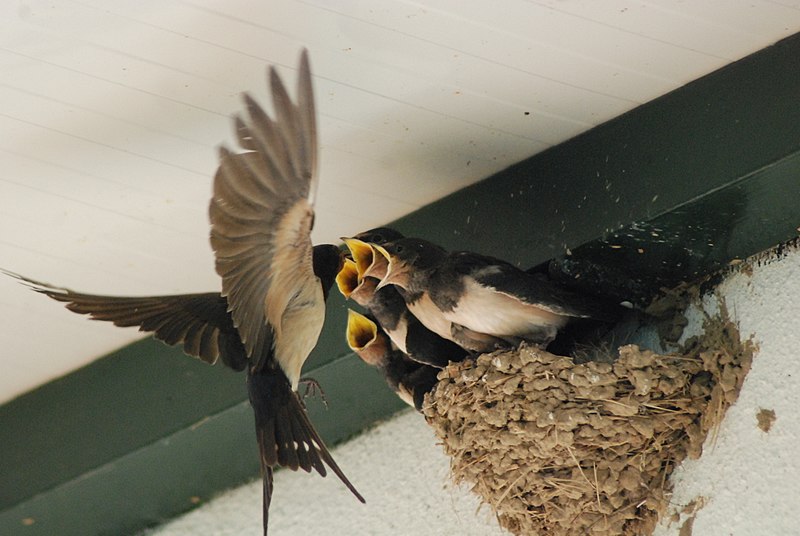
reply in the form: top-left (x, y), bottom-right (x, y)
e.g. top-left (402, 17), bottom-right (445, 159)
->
top-left (299, 377), bottom-right (328, 408)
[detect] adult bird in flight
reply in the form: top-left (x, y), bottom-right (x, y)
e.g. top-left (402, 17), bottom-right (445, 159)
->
top-left (4, 49), bottom-right (364, 535)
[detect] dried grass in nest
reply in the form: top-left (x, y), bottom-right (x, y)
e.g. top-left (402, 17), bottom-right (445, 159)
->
top-left (423, 311), bottom-right (754, 536)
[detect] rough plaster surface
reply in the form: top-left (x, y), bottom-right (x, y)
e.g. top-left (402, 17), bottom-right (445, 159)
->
top-left (653, 250), bottom-right (800, 536)
top-left (146, 247), bottom-right (800, 536)
top-left (143, 410), bottom-right (508, 535)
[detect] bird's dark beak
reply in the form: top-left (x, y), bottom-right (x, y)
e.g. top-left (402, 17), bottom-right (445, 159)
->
top-left (373, 245), bottom-right (410, 290)
top-left (336, 258), bottom-right (360, 298)
top-left (341, 238), bottom-right (373, 280)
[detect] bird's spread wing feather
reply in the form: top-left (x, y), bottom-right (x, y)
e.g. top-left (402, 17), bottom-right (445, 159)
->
top-left (209, 49), bottom-right (318, 370)
top-left (4, 271), bottom-right (247, 371)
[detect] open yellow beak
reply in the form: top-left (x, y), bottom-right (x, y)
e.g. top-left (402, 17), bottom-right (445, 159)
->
top-left (350, 276), bottom-right (379, 306)
top-left (373, 244), bottom-right (410, 290)
top-left (341, 238), bottom-right (374, 280)
top-left (335, 258), bottom-right (360, 298)
top-left (346, 309), bottom-right (378, 354)
top-left (362, 244), bottom-right (390, 280)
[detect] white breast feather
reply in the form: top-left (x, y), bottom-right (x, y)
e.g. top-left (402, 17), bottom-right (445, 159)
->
top-left (386, 320), bottom-right (408, 354)
top-left (444, 279), bottom-right (567, 337)
top-left (265, 200), bottom-right (314, 339)
top-left (273, 281), bottom-right (325, 390)
top-left (408, 294), bottom-right (456, 343)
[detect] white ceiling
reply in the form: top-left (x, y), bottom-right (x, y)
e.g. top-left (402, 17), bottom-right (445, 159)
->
top-left (1, 0), bottom-right (798, 405)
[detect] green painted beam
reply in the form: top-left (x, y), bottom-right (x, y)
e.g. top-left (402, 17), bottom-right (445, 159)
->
top-left (0, 296), bottom-right (403, 536)
top-left (547, 150), bottom-right (800, 305)
top-left (393, 33), bottom-right (800, 266)
top-left (2, 32), bottom-right (799, 536)
top-left (0, 351), bottom-right (403, 535)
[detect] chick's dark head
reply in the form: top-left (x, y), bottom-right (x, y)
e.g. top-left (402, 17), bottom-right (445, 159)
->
top-left (353, 227), bottom-right (405, 245)
top-left (383, 238), bottom-right (446, 270)
top-left (376, 238), bottom-right (446, 290)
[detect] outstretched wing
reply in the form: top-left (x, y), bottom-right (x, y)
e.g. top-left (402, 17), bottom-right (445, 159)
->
top-left (209, 49), bottom-right (318, 370)
top-left (4, 271), bottom-right (247, 371)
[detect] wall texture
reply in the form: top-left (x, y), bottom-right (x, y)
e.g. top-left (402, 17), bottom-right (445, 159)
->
top-left (654, 245), bottom-right (800, 536)
top-left (143, 410), bottom-right (509, 535)
top-left (145, 244), bottom-right (800, 535)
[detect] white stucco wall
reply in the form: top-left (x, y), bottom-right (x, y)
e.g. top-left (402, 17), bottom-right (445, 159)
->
top-left (145, 245), bottom-right (800, 536)
top-left (143, 410), bottom-right (509, 535)
top-left (653, 247), bottom-right (800, 536)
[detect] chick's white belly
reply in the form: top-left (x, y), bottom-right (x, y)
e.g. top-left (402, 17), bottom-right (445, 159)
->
top-left (386, 319), bottom-right (408, 354)
top-left (273, 284), bottom-right (326, 390)
top-left (444, 279), bottom-right (567, 337)
top-left (407, 294), bottom-right (456, 343)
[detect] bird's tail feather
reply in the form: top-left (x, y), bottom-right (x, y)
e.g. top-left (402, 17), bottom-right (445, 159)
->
top-left (248, 367), bottom-right (365, 504)
top-left (288, 390), bottom-right (366, 502)
top-left (260, 464), bottom-right (273, 536)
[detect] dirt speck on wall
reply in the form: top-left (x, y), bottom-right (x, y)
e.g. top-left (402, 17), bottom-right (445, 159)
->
top-left (423, 307), bottom-right (753, 536)
top-left (756, 408), bottom-right (776, 433)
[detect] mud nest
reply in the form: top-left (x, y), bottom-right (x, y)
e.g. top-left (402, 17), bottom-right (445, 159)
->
top-left (423, 313), bottom-right (753, 536)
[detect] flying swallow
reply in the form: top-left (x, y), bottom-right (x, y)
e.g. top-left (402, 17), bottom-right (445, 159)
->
top-left (6, 50), bottom-right (364, 535)
top-left (339, 231), bottom-right (466, 368)
top-left (375, 237), bottom-right (620, 353)
top-left (346, 309), bottom-right (439, 411)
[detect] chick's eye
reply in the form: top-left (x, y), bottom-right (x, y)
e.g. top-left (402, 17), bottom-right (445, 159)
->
top-left (394, 245), bottom-right (404, 253)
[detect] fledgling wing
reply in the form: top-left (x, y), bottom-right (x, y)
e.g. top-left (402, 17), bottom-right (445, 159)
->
top-left (209, 49), bottom-right (318, 370)
top-left (451, 252), bottom-right (618, 320)
top-left (400, 364), bottom-right (440, 412)
top-left (3, 271), bottom-right (248, 371)
top-left (404, 314), bottom-right (467, 368)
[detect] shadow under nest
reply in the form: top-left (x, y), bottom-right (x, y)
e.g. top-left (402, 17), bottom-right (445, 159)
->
top-left (421, 305), bottom-right (753, 536)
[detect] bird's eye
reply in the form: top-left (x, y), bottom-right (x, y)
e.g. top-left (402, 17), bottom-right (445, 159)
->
top-left (394, 245), bottom-right (404, 253)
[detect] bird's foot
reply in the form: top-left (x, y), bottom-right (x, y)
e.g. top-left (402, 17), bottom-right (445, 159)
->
top-left (450, 323), bottom-right (510, 354)
top-left (299, 377), bottom-right (328, 409)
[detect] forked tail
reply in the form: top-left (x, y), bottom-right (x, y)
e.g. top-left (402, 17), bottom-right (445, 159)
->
top-left (248, 366), bottom-right (365, 502)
